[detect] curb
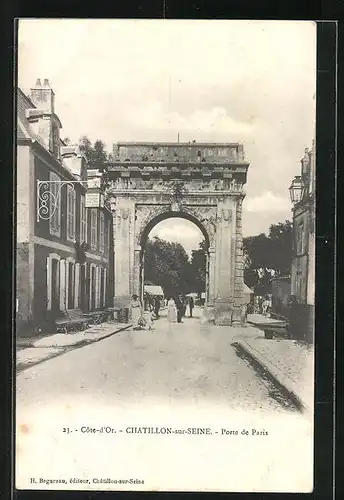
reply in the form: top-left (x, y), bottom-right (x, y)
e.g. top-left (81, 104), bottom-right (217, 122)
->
top-left (232, 339), bottom-right (311, 414)
top-left (16, 324), bottom-right (132, 373)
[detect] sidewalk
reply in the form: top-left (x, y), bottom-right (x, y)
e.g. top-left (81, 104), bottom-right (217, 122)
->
top-left (247, 313), bottom-right (287, 326)
top-left (16, 322), bottom-right (131, 372)
top-left (232, 325), bottom-right (314, 414)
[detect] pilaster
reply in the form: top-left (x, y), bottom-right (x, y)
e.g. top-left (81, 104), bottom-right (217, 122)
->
top-left (133, 246), bottom-right (142, 298)
top-left (214, 202), bottom-right (235, 325)
top-left (232, 195), bottom-right (245, 323)
top-left (113, 198), bottom-right (135, 305)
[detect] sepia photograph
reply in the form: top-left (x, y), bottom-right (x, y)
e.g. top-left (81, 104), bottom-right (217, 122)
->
top-left (16, 19), bottom-right (316, 492)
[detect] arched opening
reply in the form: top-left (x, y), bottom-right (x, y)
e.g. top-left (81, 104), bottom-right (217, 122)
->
top-left (139, 212), bottom-right (210, 310)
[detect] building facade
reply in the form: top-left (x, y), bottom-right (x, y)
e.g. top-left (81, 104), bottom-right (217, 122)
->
top-left (289, 141), bottom-right (315, 342)
top-left (17, 79), bottom-right (113, 337)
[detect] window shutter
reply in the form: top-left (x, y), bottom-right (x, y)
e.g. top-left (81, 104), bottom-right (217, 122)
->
top-left (59, 259), bottom-right (66, 310)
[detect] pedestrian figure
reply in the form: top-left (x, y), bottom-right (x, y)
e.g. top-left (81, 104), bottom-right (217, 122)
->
top-left (182, 296), bottom-right (187, 317)
top-left (143, 293), bottom-right (150, 311)
top-left (175, 295), bottom-right (184, 323)
top-left (258, 297), bottom-right (264, 314)
top-left (167, 297), bottom-right (177, 323)
top-left (189, 296), bottom-right (194, 318)
top-left (266, 295), bottom-right (272, 315)
top-left (154, 297), bottom-right (161, 318)
top-left (130, 294), bottom-right (142, 330)
top-left (142, 310), bottom-right (154, 330)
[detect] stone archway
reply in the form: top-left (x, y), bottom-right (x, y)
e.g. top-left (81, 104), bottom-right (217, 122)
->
top-left (137, 210), bottom-right (211, 305)
top-left (107, 142), bottom-right (249, 325)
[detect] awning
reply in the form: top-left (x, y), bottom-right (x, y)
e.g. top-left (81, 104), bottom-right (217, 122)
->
top-left (144, 285), bottom-right (164, 296)
top-left (243, 284), bottom-right (254, 294)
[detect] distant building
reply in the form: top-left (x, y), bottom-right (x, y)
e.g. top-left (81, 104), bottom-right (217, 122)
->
top-left (16, 79), bottom-right (113, 337)
top-left (289, 141), bottom-right (315, 342)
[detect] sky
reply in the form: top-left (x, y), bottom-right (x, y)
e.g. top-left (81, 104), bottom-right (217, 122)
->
top-left (18, 19), bottom-right (316, 253)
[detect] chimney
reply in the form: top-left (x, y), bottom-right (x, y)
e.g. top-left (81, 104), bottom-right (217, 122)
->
top-left (30, 77), bottom-right (55, 114)
top-left (61, 146), bottom-right (87, 181)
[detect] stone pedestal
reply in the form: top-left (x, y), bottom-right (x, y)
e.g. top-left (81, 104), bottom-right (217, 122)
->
top-left (202, 303), bottom-right (215, 323)
top-left (214, 298), bottom-right (234, 326)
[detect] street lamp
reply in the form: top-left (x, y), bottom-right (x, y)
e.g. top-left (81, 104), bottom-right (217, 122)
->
top-left (289, 175), bottom-right (305, 204)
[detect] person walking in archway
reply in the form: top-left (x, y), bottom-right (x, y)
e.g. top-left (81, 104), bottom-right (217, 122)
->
top-left (154, 296), bottom-right (161, 318)
top-left (175, 295), bottom-right (184, 323)
top-left (189, 296), bottom-right (194, 318)
top-left (167, 297), bottom-right (177, 323)
top-left (130, 294), bottom-right (142, 330)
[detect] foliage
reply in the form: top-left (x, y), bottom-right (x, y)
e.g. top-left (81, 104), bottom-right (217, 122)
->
top-left (78, 136), bottom-right (109, 171)
top-left (144, 237), bottom-right (191, 298)
top-left (243, 220), bottom-right (292, 295)
top-left (144, 237), bottom-right (207, 297)
top-left (189, 240), bottom-right (207, 294)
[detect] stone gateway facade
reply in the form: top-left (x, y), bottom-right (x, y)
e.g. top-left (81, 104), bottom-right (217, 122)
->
top-left (107, 142), bottom-right (250, 325)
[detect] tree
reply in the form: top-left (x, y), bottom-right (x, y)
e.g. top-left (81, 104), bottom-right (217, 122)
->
top-left (189, 240), bottom-right (207, 294)
top-left (243, 220), bottom-right (292, 295)
top-left (144, 237), bottom-right (192, 297)
top-left (78, 136), bottom-right (109, 171)
top-left (267, 220), bottom-right (293, 275)
top-left (92, 140), bottom-right (108, 171)
top-left (78, 135), bottom-right (93, 161)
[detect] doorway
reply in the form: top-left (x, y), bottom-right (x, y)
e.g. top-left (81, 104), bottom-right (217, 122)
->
top-left (51, 258), bottom-right (60, 314)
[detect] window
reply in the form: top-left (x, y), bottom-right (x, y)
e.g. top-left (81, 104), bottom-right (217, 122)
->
top-left (67, 261), bottom-right (75, 309)
top-left (90, 209), bottom-right (98, 251)
top-left (296, 221), bottom-right (304, 255)
top-left (99, 212), bottom-right (105, 253)
top-left (67, 185), bottom-right (76, 241)
top-left (105, 219), bottom-right (111, 256)
top-left (80, 194), bottom-right (86, 243)
top-left (49, 171), bottom-right (61, 237)
top-left (100, 268), bottom-right (105, 307)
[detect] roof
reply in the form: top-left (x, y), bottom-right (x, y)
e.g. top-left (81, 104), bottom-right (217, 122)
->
top-left (144, 285), bottom-right (164, 296)
top-left (116, 141), bottom-right (242, 147)
top-left (16, 87), bottom-right (83, 183)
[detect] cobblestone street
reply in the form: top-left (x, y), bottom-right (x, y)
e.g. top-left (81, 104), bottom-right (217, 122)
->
top-left (17, 308), bottom-right (297, 413)
top-left (16, 308), bottom-right (313, 492)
